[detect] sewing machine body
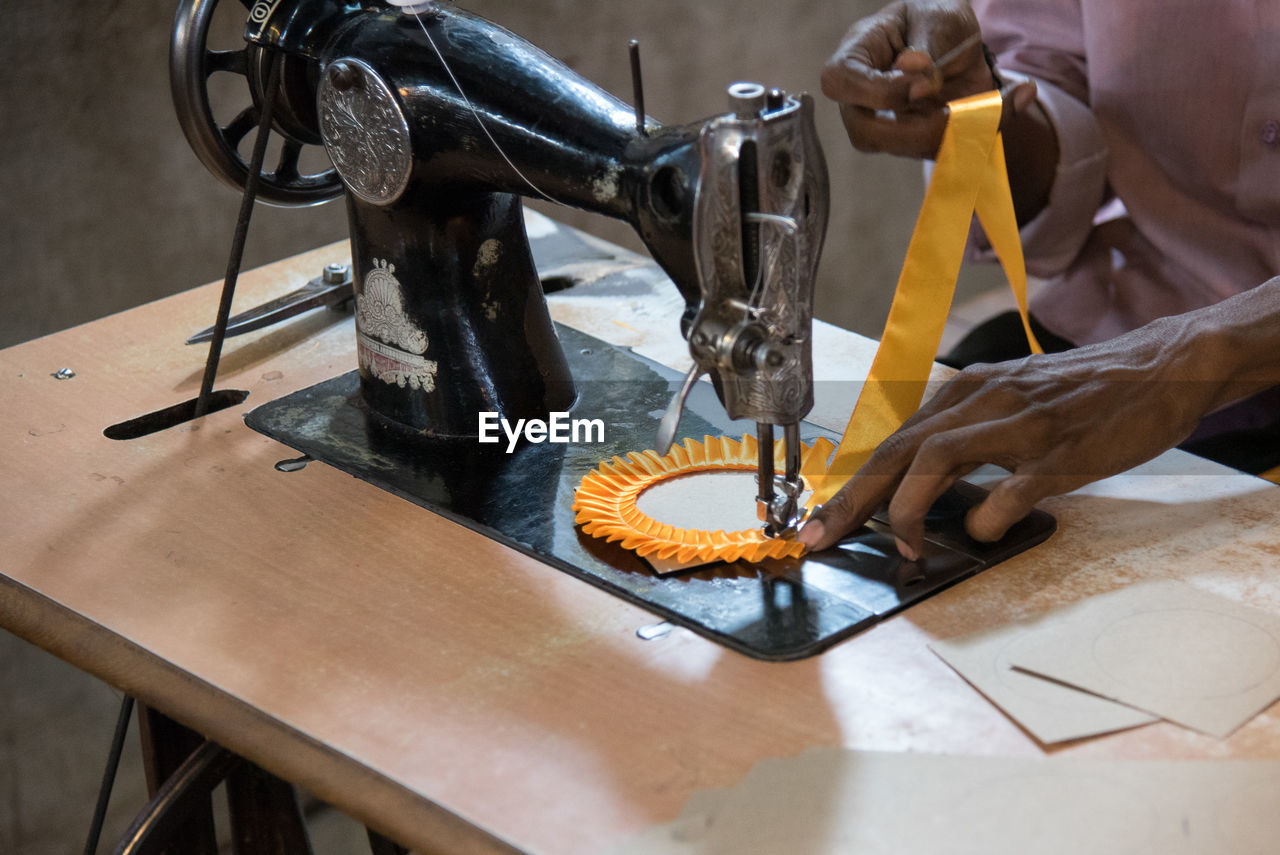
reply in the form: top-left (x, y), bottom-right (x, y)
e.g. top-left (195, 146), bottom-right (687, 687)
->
top-left (170, 0), bottom-right (1054, 660)
top-left (182, 0), bottom-right (826, 448)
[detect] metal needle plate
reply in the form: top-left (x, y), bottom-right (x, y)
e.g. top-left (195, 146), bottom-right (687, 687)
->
top-left (246, 325), bottom-right (1055, 661)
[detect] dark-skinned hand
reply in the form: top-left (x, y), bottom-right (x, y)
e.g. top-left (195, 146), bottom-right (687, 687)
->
top-left (821, 0), bottom-right (1036, 159)
top-left (796, 311), bottom-right (1255, 559)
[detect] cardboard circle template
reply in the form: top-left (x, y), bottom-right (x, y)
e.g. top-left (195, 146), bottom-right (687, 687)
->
top-left (1090, 608), bottom-right (1280, 700)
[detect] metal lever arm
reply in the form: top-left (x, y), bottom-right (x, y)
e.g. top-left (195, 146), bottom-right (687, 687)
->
top-left (656, 364), bottom-right (705, 455)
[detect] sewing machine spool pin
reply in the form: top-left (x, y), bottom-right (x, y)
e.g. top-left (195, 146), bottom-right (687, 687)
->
top-left (629, 40), bottom-right (647, 138)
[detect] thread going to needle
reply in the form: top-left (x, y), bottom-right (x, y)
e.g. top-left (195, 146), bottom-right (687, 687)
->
top-left (407, 9), bottom-right (560, 205)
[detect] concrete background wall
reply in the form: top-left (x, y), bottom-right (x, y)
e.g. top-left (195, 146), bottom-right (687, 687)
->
top-left (0, 0), bottom-right (998, 353)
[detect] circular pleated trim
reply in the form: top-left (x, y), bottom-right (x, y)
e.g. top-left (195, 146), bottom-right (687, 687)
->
top-left (571, 434), bottom-right (837, 565)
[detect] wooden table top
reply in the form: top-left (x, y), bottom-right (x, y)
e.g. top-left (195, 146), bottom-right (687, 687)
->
top-left (4, 234), bottom-right (1280, 854)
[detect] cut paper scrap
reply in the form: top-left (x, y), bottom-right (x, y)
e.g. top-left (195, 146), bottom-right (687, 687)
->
top-left (572, 434), bottom-right (835, 566)
top-left (807, 89), bottom-right (1041, 507)
top-left (931, 618), bottom-right (1158, 745)
top-left (1007, 580), bottom-right (1280, 739)
top-left (610, 747), bottom-right (1280, 855)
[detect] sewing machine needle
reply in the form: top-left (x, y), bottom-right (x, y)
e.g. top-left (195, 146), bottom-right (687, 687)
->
top-left (757, 422), bottom-right (776, 521)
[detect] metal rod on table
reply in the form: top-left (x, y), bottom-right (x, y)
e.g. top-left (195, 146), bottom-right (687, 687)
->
top-left (194, 49), bottom-right (285, 418)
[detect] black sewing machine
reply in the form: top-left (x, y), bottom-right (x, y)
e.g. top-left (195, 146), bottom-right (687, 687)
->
top-left (169, 0), bottom-right (1054, 659)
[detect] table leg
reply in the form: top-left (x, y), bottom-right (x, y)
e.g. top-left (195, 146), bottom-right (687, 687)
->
top-left (366, 829), bottom-right (409, 855)
top-left (111, 738), bottom-right (240, 855)
top-left (226, 763), bottom-right (314, 855)
top-left (136, 707), bottom-right (221, 855)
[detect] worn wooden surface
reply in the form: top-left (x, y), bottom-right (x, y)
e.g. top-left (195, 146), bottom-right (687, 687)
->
top-left (4, 239), bottom-right (1280, 855)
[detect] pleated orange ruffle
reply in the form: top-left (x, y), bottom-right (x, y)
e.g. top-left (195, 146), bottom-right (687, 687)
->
top-left (572, 434), bottom-right (836, 565)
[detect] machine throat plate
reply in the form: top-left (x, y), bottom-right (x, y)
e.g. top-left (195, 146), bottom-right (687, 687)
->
top-left (245, 325), bottom-right (1055, 661)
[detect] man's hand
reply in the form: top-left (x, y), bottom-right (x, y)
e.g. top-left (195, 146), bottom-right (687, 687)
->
top-left (821, 0), bottom-right (1034, 159)
top-left (797, 316), bottom-right (1241, 558)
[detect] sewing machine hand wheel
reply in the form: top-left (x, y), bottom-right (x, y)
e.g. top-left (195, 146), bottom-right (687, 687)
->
top-left (170, 0), bottom-right (343, 206)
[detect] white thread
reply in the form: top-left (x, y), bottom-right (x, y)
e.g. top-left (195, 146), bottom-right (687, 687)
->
top-left (745, 212), bottom-right (798, 234)
top-left (746, 249), bottom-right (767, 312)
top-left (408, 10), bottom-right (560, 204)
top-left (745, 216), bottom-right (799, 310)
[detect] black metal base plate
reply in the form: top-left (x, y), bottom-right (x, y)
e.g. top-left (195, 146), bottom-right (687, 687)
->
top-left (246, 325), bottom-right (1055, 661)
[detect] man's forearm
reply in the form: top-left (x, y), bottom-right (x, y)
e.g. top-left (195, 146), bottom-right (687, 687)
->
top-left (1185, 277), bottom-right (1280, 411)
top-left (1000, 96), bottom-right (1059, 226)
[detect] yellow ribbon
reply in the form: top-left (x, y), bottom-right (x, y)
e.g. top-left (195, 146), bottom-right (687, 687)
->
top-left (808, 90), bottom-right (1040, 506)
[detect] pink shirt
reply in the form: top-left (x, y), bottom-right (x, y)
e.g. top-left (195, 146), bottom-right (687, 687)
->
top-left (974, 0), bottom-right (1280, 345)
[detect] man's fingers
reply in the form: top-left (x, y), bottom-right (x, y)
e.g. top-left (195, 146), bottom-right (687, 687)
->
top-left (836, 103), bottom-right (947, 159)
top-left (1000, 79), bottom-right (1038, 127)
top-left (885, 425), bottom-right (991, 557)
top-left (821, 13), bottom-right (916, 110)
top-left (798, 472), bottom-right (898, 551)
top-left (835, 67), bottom-right (1025, 158)
top-left (964, 472), bottom-right (1051, 542)
top-left (821, 59), bottom-right (915, 112)
top-left (797, 412), bottom-right (939, 551)
top-left (908, 74), bottom-right (945, 102)
top-left (892, 49), bottom-right (943, 100)
top-left (894, 48), bottom-right (934, 73)
top-left (798, 426), bottom-right (927, 551)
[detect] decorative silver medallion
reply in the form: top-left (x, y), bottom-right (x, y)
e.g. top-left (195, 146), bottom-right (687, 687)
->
top-left (356, 259), bottom-right (438, 391)
top-left (317, 58), bottom-right (412, 206)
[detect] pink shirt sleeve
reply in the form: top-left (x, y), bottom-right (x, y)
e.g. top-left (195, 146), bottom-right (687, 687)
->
top-left (972, 0), bottom-right (1108, 278)
top-left (963, 1), bottom-right (1279, 345)
top-left (1000, 70), bottom-right (1108, 278)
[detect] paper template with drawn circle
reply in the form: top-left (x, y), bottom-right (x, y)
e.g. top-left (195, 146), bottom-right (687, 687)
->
top-left (1005, 580), bottom-right (1280, 738)
top-left (611, 748), bottom-right (1280, 855)
top-left (930, 619), bottom-right (1158, 745)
